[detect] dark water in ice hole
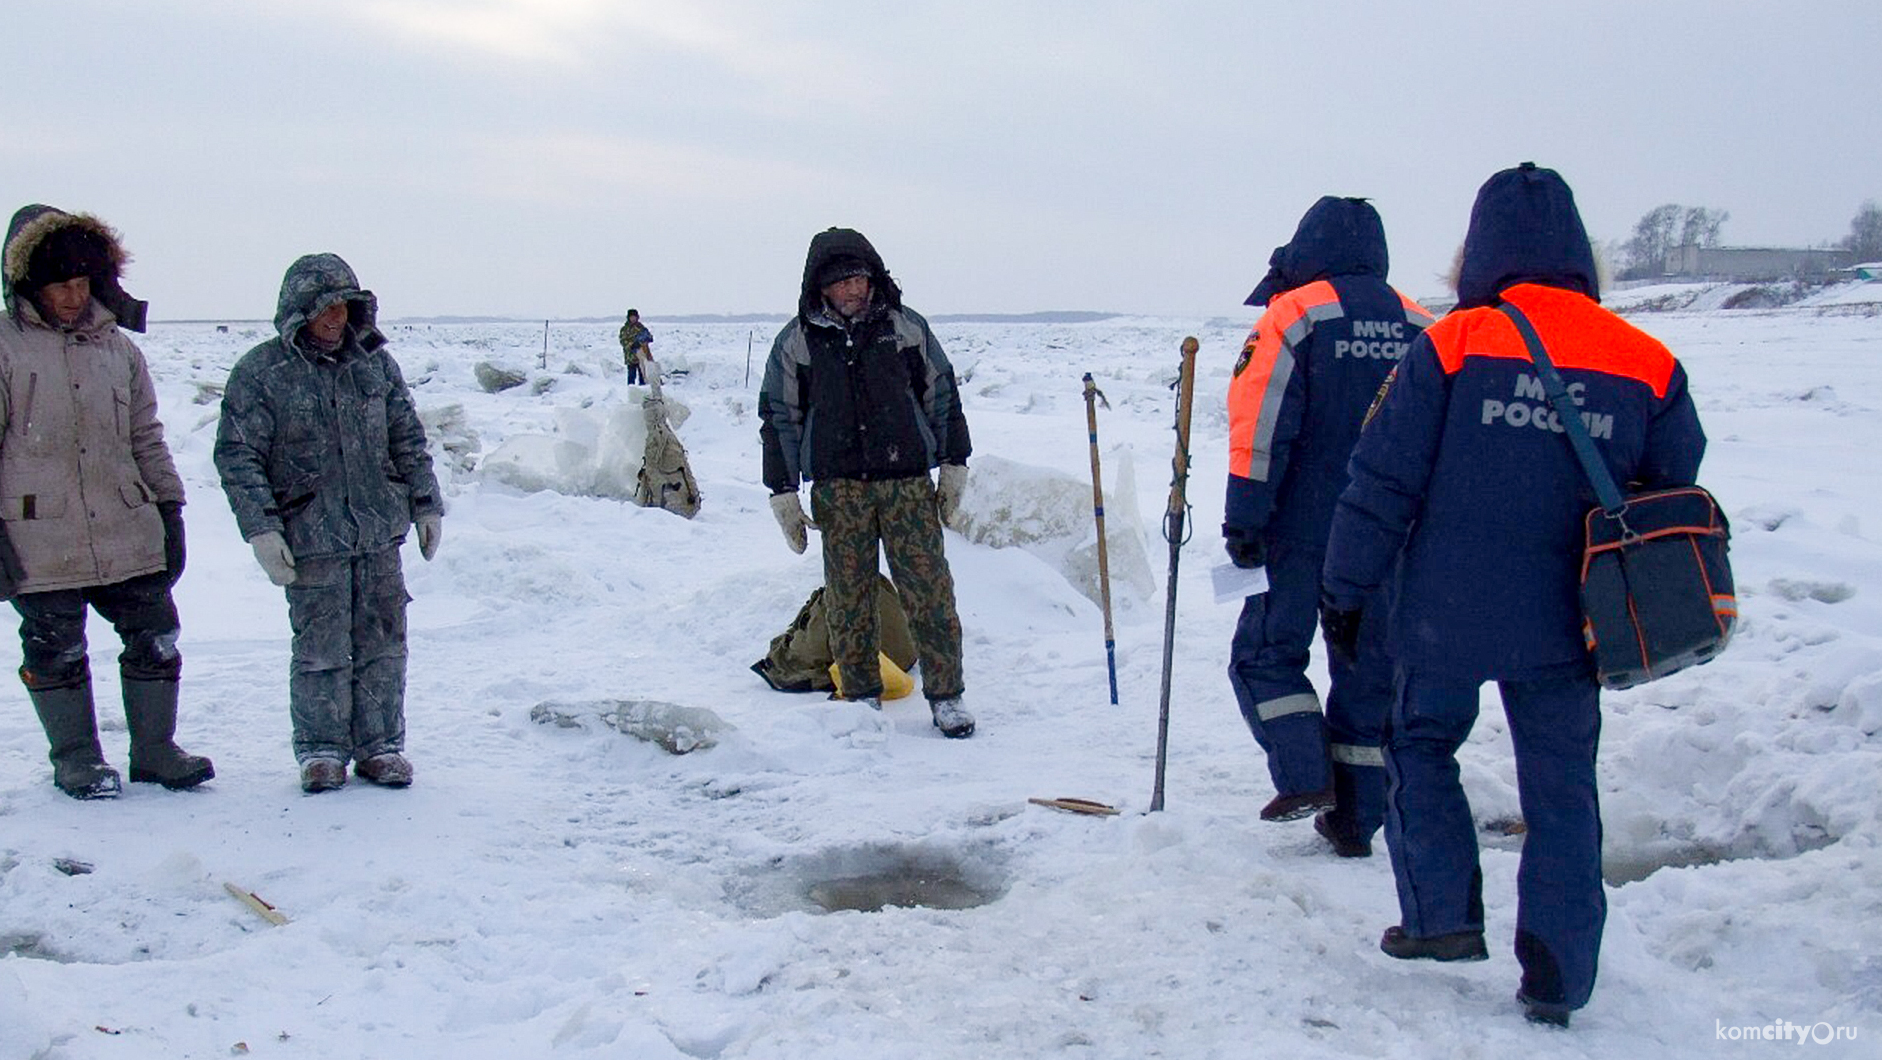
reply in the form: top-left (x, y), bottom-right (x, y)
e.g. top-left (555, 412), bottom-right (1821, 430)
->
top-left (806, 868), bottom-right (997, 913)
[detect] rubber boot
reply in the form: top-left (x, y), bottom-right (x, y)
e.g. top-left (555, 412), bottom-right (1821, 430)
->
top-left (123, 678), bottom-right (214, 790)
top-left (29, 684), bottom-right (121, 799)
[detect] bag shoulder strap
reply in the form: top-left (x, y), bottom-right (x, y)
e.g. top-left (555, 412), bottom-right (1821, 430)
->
top-left (1497, 302), bottom-right (1626, 514)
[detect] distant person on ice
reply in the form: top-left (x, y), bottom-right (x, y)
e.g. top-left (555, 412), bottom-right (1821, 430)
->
top-left (758, 228), bottom-right (976, 738)
top-left (1321, 163), bottom-right (1709, 1027)
top-left (1223, 196), bottom-right (1433, 847)
top-left (0, 205), bottom-right (214, 799)
top-left (619, 307), bottom-right (652, 385)
top-left (214, 254), bottom-right (443, 794)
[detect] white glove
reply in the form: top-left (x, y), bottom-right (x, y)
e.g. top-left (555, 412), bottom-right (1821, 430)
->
top-left (249, 530), bottom-right (297, 586)
top-left (936, 463), bottom-right (968, 527)
top-left (769, 492), bottom-right (814, 554)
top-left (416, 513), bottom-right (442, 560)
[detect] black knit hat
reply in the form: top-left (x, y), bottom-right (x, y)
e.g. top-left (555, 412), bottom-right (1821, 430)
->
top-left (815, 254), bottom-right (871, 289)
top-left (24, 224), bottom-right (115, 290)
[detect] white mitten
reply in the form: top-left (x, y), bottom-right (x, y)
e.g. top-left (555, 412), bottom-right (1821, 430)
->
top-left (769, 492), bottom-right (813, 554)
top-left (249, 530), bottom-right (298, 586)
top-left (416, 513), bottom-right (442, 560)
top-left (936, 463), bottom-right (969, 527)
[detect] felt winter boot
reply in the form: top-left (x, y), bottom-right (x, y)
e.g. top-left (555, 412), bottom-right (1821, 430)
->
top-left (354, 752), bottom-right (413, 787)
top-left (30, 684), bottom-right (121, 799)
top-left (123, 678), bottom-right (214, 790)
top-left (929, 697), bottom-right (975, 738)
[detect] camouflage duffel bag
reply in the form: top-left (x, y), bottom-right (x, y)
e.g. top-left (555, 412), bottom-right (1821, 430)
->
top-left (751, 574), bottom-right (917, 693)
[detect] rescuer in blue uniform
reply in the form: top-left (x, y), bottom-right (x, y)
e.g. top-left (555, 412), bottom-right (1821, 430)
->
top-left (1223, 196), bottom-right (1433, 845)
top-left (1321, 164), bottom-right (1708, 1026)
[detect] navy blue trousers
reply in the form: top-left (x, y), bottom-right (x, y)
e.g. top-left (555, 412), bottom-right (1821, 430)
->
top-left (1228, 538), bottom-right (1391, 832)
top-left (1384, 666), bottom-right (1605, 1010)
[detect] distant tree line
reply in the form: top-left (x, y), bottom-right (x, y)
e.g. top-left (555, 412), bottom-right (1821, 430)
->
top-left (1619, 205), bottom-right (1730, 278)
top-left (1845, 200), bottom-right (1882, 261)
top-left (1616, 200), bottom-right (1882, 278)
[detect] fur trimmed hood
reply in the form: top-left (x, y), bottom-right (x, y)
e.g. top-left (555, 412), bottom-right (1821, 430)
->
top-left (3, 205), bottom-right (147, 332)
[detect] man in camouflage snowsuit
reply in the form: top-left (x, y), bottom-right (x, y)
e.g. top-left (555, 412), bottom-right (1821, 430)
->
top-left (0, 204), bottom-right (213, 798)
top-left (214, 254), bottom-right (443, 793)
top-left (619, 308), bottom-right (652, 385)
top-left (758, 228), bottom-right (976, 738)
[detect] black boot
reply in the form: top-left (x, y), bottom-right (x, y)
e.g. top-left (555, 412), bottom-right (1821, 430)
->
top-left (1259, 788), bottom-right (1335, 822)
top-left (1314, 811), bottom-right (1373, 858)
top-left (29, 683), bottom-right (121, 799)
top-left (1517, 991), bottom-right (1573, 1027)
top-left (1379, 925), bottom-right (1489, 962)
top-left (123, 678), bottom-right (214, 790)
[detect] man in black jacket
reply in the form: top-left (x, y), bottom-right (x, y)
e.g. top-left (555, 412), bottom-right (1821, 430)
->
top-left (758, 228), bottom-right (974, 737)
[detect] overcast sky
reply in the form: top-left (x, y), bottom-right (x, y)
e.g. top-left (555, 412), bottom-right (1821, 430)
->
top-left (7, 0), bottom-right (1878, 320)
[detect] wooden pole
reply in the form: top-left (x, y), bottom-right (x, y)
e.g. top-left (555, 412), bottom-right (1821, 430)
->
top-left (1082, 372), bottom-right (1119, 705)
top-left (1150, 336), bottom-right (1199, 812)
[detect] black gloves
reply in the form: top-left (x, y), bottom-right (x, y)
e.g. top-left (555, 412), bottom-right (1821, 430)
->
top-left (0, 525), bottom-right (22, 601)
top-left (159, 502), bottom-right (185, 584)
top-left (1319, 594), bottom-right (1362, 666)
top-left (1223, 528), bottom-right (1266, 569)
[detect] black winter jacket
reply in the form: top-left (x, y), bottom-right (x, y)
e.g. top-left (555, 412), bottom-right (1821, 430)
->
top-left (758, 229), bottom-right (970, 492)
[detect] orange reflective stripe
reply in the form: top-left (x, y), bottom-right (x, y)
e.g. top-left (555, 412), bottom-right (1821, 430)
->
top-left (1398, 292), bottom-right (1436, 329)
top-left (1426, 284), bottom-right (1677, 395)
top-left (1425, 310), bottom-right (1483, 375)
top-left (1227, 323), bottom-right (1290, 480)
top-left (1227, 282), bottom-right (1341, 480)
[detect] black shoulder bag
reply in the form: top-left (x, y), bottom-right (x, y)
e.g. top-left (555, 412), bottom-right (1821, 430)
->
top-left (1499, 303), bottom-right (1736, 690)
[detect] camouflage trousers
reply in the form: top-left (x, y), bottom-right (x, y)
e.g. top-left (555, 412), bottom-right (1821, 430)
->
top-left (285, 548), bottom-right (409, 764)
top-left (810, 477), bottom-right (963, 701)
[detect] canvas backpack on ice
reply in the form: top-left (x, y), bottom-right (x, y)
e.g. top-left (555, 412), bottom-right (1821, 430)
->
top-left (635, 365), bottom-right (702, 518)
top-left (751, 574), bottom-right (917, 693)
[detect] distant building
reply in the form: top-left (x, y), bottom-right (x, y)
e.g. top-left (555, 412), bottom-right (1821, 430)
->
top-left (1663, 244), bottom-right (1855, 282)
top-left (1852, 262), bottom-right (1882, 281)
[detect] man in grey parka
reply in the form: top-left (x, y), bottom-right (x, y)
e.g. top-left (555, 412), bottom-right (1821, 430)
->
top-left (214, 254), bottom-right (442, 793)
top-left (0, 204), bottom-right (213, 799)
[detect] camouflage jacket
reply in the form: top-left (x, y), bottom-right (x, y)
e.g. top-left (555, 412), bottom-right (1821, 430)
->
top-left (618, 319), bottom-right (653, 363)
top-left (214, 254), bottom-right (440, 560)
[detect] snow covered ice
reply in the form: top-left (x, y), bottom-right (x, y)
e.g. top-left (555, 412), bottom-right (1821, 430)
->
top-left (2, 287), bottom-right (1880, 1058)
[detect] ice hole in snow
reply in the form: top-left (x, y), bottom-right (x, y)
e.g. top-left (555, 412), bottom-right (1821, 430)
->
top-left (807, 861), bottom-right (995, 913)
top-left (734, 842), bottom-right (1006, 915)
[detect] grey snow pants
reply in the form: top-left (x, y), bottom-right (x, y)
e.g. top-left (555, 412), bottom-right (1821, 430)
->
top-left (286, 547), bottom-right (408, 764)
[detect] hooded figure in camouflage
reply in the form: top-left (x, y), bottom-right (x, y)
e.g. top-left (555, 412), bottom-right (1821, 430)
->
top-left (0, 204), bottom-right (213, 799)
top-left (214, 254), bottom-right (442, 793)
top-left (758, 228), bottom-right (975, 738)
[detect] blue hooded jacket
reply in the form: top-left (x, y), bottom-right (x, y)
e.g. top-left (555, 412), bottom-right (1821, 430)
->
top-left (1323, 165), bottom-right (1706, 680)
top-left (1243, 196), bottom-right (1390, 308)
top-left (1225, 198), bottom-right (1433, 550)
